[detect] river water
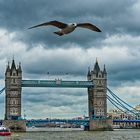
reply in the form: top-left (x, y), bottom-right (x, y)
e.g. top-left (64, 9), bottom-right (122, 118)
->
top-left (0, 128), bottom-right (140, 140)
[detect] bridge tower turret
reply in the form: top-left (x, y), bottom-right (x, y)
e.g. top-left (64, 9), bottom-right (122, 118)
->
top-left (5, 59), bottom-right (22, 120)
top-left (4, 59), bottom-right (26, 132)
top-left (87, 60), bottom-right (112, 130)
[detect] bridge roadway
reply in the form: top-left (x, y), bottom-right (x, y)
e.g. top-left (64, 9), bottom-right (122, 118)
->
top-left (21, 80), bottom-right (94, 88)
top-left (27, 119), bottom-right (89, 126)
top-left (24, 119), bottom-right (140, 126)
top-left (113, 120), bottom-right (140, 123)
top-left (1, 119), bottom-right (140, 126)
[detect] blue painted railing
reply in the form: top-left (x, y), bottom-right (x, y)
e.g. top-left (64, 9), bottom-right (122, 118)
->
top-left (26, 119), bottom-right (89, 126)
top-left (26, 119), bottom-right (140, 127)
top-left (113, 120), bottom-right (140, 123)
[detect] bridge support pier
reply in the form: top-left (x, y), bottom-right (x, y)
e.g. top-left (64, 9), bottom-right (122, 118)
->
top-left (3, 120), bottom-right (26, 132)
top-left (89, 119), bottom-right (113, 131)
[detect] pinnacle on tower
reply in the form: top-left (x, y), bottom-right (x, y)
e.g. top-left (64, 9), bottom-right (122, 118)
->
top-left (103, 64), bottom-right (107, 74)
top-left (5, 62), bottom-right (10, 73)
top-left (87, 66), bottom-right (91, 76)
top-left (18, 62), bottom-right (22, 72)
top-left (93, 58), bottom-right (100, 73)
top-left (11, 59), bottom-right (16, 70)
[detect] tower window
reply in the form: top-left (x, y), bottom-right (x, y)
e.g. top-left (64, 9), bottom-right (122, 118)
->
top-left (12, 79), bottom-right (16, 83)
top-left (10, 99), bottom-right (18, 105)
top-left (13, 100), bottom-right (16, 104)
top-left (11, 91), bottom-right (18, 96)
top-left (10, 108), bottom-right (18, 115)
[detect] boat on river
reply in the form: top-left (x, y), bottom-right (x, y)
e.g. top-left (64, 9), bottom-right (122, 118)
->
top-left (0, 126), bottom-right (11, 136)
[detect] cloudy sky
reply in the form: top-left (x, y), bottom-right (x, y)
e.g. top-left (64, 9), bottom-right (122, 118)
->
top-left (0, 0), bottom-right (140, 119)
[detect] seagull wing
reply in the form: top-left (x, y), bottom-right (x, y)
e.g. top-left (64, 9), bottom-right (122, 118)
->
top-left (76, 23), bottom-right (101, 32)
top-left (28, 20), bottom-right (68, 29)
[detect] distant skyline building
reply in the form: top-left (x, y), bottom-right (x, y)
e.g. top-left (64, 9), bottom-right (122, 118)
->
top-left (135, 105), bottom-right (140, 111)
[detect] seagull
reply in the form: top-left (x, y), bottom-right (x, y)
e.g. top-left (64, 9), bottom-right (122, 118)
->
top-left (28, 20), bottom-right (101, 36)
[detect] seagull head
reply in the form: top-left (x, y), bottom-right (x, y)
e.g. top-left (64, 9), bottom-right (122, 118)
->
top-left (69, 23), bottom-right (77, 27)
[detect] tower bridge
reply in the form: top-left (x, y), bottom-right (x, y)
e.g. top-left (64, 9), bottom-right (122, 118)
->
top-left (3, 59), bottom-right (113, 131)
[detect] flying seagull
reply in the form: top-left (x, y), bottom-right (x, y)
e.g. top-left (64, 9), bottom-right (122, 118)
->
top-left (28, 20), bottom-right (101, 36)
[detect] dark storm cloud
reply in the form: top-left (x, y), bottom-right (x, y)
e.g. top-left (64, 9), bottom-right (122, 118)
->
top-left (0, 0), bottom-right (138, 48)
top-left (20, 43), bottom-right (140, 86)
top-left (0, 0), bottom-right (136, 28)
top-left (109, 65), bottom-right (140, 82)
top-left (21, 88), bottom-right (88, 119)
top-left (1, 0), bottom-right (140, 119)
top-left (22, 88), bottom-right (87, 107)
top-left (23, 54), bottom-right (88, 76)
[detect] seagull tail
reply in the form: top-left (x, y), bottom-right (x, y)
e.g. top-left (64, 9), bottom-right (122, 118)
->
top-left (54, 31), bottom-right (64, 36)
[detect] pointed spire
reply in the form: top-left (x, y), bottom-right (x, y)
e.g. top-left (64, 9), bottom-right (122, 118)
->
top-left (87, 66), bottom-right (91, 76)
top-left (11, 59), bottom-right (16, 70)
top-left (12, 54), bottom-right (14, 60)
top-left (6, 61), bottom-right (10, 73)
top-left (18, 62), bottom-right (22, 72)
top-left (103, 64), bottom-right (107, 74)
top-left (93, 58), bottom-right (100, 73)
top-left (96, 57), bottom-right (98, 63)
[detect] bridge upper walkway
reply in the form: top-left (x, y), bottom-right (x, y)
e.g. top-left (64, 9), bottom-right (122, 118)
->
top-left (21, 80), bottom-right (94, 88)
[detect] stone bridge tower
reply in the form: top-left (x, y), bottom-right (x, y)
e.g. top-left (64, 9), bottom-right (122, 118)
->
top-left (87, 60), bottom-right (112, 130)
top-left (5, 59), bottom-right (22, 120)
top-left (4, 59), bottom-right (26, 132)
